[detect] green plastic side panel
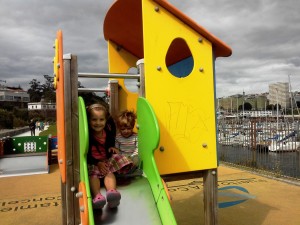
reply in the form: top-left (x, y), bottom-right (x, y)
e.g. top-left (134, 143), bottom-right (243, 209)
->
top-left (10, 136), bottom-right (48, 153)
top-left (78, 97), bottom-right (94, 225)
top-left (137, 97), bottom-right (177, 225)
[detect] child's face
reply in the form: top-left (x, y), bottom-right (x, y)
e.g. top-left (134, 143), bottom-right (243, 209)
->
top-left (120, 125), bottom-right (133, 138)
top-left (89, 109), bottom-right (107, 135)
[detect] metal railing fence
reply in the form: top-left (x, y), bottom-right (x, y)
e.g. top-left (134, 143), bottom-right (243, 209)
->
top-left (217, 116), bottom-right (300, 181)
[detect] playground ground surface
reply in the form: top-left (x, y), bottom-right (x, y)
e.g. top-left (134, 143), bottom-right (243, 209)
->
top-left (0, 163), bottom-right (299, 225)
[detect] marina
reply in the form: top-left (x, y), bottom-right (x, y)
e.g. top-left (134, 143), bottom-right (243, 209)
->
top-left (218, 116), bottom-right (300, 151)
top-left (1, 0), bottom-right (300, 224)
top-left (218, 144), bottom-right (300, 179)
top-left (218, 116), bottom-right (300, 180)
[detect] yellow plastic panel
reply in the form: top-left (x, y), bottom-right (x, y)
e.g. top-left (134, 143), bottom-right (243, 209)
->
top-left (142, 0), bottom-right (217, 174)
top-left (107, 40), bottom-right (139, 112)
top-left (53, 39), bottom-right (58, 89)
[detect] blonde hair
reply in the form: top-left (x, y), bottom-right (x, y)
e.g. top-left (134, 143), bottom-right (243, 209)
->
top-left (86, 103), bottom-right (109, 119)
top-left (116, 110), bottom-right (136, 129)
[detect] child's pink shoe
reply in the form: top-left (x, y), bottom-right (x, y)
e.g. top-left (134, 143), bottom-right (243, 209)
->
top-left (106, 189), bottom-right (121, 208)
top-left (92, 193), bottom-right (106, 209)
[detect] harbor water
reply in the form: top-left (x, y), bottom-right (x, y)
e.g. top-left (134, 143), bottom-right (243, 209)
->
top-left (218, 143), bottom-right (300, 180)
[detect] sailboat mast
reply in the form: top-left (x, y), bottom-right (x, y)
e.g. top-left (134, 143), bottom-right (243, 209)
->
top-left (289, 74), bottom-right (294, 122)
top-left (276, 88), bottom-right (279, 130)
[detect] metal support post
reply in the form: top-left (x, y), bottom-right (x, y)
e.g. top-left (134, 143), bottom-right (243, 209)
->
top-left (109, 79), bottom-right (119, 118)
top-left (136, 59), bottom-right (145, 97)
top-left (63, 54), bottom-right (81, 225)
top-left (203, 169), bottom-right (218, 225)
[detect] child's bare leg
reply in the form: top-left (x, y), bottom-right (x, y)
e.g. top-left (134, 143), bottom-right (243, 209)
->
top-left (90, 176), bottom-right (106, 209)
top-left (89, 177), bottom-right (101, 197)
top-left (104, 172), bottom-right (116, 190)
top-left (104, 173), bottom-right (121, 208)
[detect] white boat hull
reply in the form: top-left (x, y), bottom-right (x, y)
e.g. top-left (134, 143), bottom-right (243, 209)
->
top-left (268, 141), bottom-right (300, 152)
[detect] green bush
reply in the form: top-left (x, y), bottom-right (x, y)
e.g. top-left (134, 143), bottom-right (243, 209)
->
top-left (29, 110), bottom-right (45, 121)
top-left (13, 117), bottom-right (28, 128)
top-left (13, 108), bottom-right (29, 121)
top-left (0, 109), bottom-right (13, 129)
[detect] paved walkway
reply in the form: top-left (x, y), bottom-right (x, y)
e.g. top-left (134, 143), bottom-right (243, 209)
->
top-left (0, 165), bottom-right (61, 225)
top-left (169, 165), bottom-right (300, 225)
top-left (0, 164), bottom-right (299, 225)
top-left (13, 126), bottom-right (49, 137)
top-left (0, 127), bottom-right (29, 139)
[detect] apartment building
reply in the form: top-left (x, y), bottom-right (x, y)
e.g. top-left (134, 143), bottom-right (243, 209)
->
top-left (0, 85), bottom-right (30, 108)
top-left (268, 82), bottom-right (290, 108)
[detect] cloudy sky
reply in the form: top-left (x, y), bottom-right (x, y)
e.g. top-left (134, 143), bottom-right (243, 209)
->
top-left (0, 0), bottom-right (299, 98)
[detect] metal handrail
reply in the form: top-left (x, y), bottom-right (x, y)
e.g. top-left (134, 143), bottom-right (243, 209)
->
top-left (78, 72), bottom-right (140, 79)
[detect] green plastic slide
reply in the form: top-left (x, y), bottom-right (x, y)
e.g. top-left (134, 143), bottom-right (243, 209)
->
top-left (78, 96), bottom-right (177, 225)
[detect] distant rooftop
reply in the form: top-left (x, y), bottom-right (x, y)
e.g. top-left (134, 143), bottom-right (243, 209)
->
top-left (0, 85), bottom-right (26, 92)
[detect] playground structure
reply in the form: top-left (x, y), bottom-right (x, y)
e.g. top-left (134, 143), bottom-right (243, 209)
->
top-left (53, 1), bottom-right (231, 225)
top-left (0, 136), bottom-right (52, 177)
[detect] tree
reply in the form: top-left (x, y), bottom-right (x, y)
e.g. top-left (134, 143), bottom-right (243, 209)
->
top-left (27, 75), bottom-right (56, 102)
top-left (266, 104), bottom-right (274, 110)
top-left (27, 79), bottom-right (42, 102)
top-left (244, 102), bottom-right (252, 110)
top-left (78, 81), bottom-right (84, 88)
top-left (275, 104), bottom-right (281, 110)
top-left (266, 104), bottom-right (281, 111)
top-left (0, 109), bottom-right (14, 129)
top-left (42, 75), bottom-right (56, 102)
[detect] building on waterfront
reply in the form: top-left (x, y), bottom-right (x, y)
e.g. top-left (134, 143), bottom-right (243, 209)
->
top-left (0, 84), bottom-right (30, 109)
top-left (28, 101), bottom-right (56, 110)
top-left (218, 82), bottom-right (299, 113)
top-left (268, 82), bottom-right (290, 109)
top-left (28, 98), bottom-right (56, 121)
top-left (218, 93), bottom-right (269, 112)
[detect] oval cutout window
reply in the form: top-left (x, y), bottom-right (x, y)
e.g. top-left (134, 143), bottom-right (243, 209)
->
top-left (165, 38), bottom-right (194, 78)
top-left (124, 67), bottom-right (138, 93)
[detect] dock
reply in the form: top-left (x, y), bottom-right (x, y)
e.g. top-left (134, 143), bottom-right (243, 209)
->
top-left (1, 164), bottom-right (299, 225)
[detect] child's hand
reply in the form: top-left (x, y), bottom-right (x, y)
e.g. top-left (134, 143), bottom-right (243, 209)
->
top-left (109, 147), bottom-right (119, 154)
top-left (97, 161), bottom-right (109, 174)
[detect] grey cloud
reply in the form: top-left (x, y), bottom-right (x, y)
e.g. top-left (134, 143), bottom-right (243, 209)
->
top-left (1, 0), bottom-right (300, 97)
